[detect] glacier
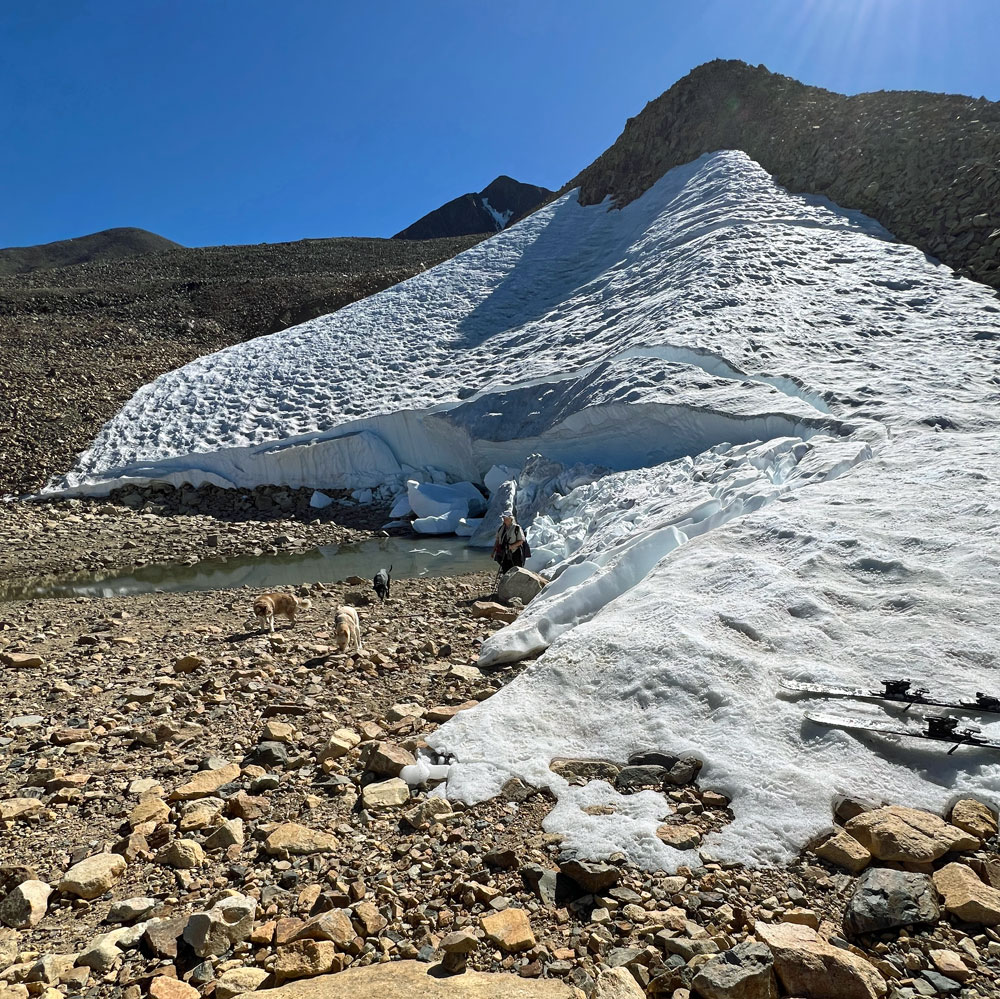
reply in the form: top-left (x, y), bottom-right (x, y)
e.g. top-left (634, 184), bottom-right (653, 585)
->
top-left (52, 149), bottom-right (1000, 868)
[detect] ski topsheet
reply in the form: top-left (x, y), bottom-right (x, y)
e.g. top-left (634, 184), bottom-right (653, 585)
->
top-left (781, 678), bottom-right (1000, 715)
top-left (805, 710), bottom-right (1000, 753)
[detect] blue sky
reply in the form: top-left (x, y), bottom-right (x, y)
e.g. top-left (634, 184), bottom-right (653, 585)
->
top-left (2, 0), bottom-right (997, 248)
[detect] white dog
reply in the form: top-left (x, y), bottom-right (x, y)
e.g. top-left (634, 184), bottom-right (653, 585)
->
top-left (334, 605), bottom-right (364, 654)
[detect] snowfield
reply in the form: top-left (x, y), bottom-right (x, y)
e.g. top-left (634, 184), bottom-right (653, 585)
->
top-left (55, 150), bottom-right (1000, 868)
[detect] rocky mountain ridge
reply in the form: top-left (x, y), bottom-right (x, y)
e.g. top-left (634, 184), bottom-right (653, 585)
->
top-left (0, 228), bottom-right (182, 278)
top-left (567, 59), bottom-right (1000, 291)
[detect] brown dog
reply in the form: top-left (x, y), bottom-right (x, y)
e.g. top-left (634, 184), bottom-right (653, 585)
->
top-left (252, 592), bottom-right (312, 633)
top-left (334, 605), bottom-right (363, 654)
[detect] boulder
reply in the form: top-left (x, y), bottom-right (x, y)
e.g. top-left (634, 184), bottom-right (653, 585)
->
top-left (403, 797), bottom-right (453, 830)
top-left (843, 868), bottom-right (940, 935)
top-left (0, 881), bottom-right (51, 929)
top-left (932, 862), bottom-right (1000, 924)
top-left (168, 761), bottom-right (241, 801)
top-left (128, 797), bottom-right (170, 827)
top-left (593, 967), bottom-right (645, 998)
top-left (0, 653), bottom-right (43, 668)
top-left (275, 939), bottom-right (339, 982)
top-left (204, 818), bottom-right (245, 852)
top-left (361, 778), bottom-right (409, 810)
top-left (252, 961), bottom-right (579, 996)
top-left (844, 805), bottom-right (977, 863)
top-left (156, 839), bottom-right (205, 869)
top-left (290, 910), bottom-right (354, 948)
top-left (59, 853), bottom-right (126, 900)
top-left (471, 601), bottom-right (518, 623)
top-left (216, 966), bottom-right (272, 998)
top-left (928, 948), bottom-right (972, 983)
top-left (497, 568), bottom-right (547, 605)
top-left (812, 829), bottom-right (871, 873)
top-left (0, 799), bottom-right (42, 822)
top-left (480, 909), bottom-right (536, 952)
top-left (359, 741), bottom-right (416, 777)
top-left (107, 897), bottom-right (157, 924)
top-left (264, 823), bottom-right (338, 858)
top-left (950, 798), bottom-right (998, 841)
top-left (183, 893), bottom-right (256, 957)
top-left (558, 857), bottom-right (620, 894)
top-left (149, 979), bottom-right (200, 999)
top-left (755, 920), bottom-right (886, 999)
top-left (691, 941), bottom-right (778, 999)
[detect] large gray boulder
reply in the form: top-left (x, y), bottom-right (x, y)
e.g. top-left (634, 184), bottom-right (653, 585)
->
top-left (692, 940), bottom-right (778, 999)
top-left (498, 567), bottom-right (546, 605)
top-left (843, 867), bottom-right (941, 936)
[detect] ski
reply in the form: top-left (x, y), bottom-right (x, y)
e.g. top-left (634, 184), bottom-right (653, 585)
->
top-left (781, 678), bottom-right (1000, 715)
top-left (805, 711), bottom-right (1000, 754)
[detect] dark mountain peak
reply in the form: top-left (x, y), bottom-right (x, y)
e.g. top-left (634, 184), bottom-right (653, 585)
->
top-left (394, 176), bottom-right (554, 241)
top-left (564, 58), bottom-right (1000, 291)
top-left (0, 227), bottom-right (182, 277)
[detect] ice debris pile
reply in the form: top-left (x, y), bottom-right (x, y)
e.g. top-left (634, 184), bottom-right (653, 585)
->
top-left (54, 149), bottom-right (1000, 868)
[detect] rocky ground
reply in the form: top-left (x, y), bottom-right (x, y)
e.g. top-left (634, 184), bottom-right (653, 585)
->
top-left (0, 499), bottom-right (999, 999)
top-left (0, 232), bottom-right (481, 497)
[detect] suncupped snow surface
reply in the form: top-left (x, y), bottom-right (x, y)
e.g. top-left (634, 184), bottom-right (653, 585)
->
top-left (57, 150), bottom-right (1000, 868)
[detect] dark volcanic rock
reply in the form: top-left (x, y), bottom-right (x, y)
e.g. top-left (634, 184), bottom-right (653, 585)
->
top-left (394, 175), bottom-right (553, 239)
top-left (843, 867), bottom-right (941, 935)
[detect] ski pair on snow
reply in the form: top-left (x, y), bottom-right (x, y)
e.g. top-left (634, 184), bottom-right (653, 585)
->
top-left (781, 678), bottom-right (1000, 753)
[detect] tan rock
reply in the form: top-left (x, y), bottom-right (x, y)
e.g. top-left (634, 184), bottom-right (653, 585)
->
top-left (480, 909), bottom-right (535, 952)
top-left (0, 881), bottom-right (51, 929)
top-left (168, 762), bottom-right (240, 800)
top-left (351, 901), bottom-right (387, 937)
top-left (204, 818), bottom-right (245, 852)
top-left (361, 778), bottom-right (409, 810)
top-left (781, 907), bottom-right (820, 929)
top-left (252, 960), bottom-right (579, 997)
top-left (655, 823), bottom-right (702, 849)
top-left (263, 720), bottom-right (295, 742)
top-left (932, 862), bottom-right (1000, 924)
top-left (291, 910), bottom-right (354, 948)
top-left (812, 829), bottom-right (871, 873)
top-left (593, 967), bottom-right (645, 998)
top-left (156, 839), bottom-right (205, 869)
top-left (0, 799), bottom-right (42, 822)
top-left (318, 729), bottom-right (359, 765)
top-left (264, 823), bottom-right (338, 858)
top-left (950, 798), bottom-right (998, 841)
top-left (0, 653), bottom-right (43, 668)
top-left (128, 797), bottom-right (169, 827)
top-left (178, 797), bottom-right (224, 831)
top-left (755, 920), bottom-right (886, 999)
top-left (471, 601), bottom-right (518, 623)
top-left (149, 977), bottom-right (200, 999)
top-left (216, 966), bottom-right (272, 998)
top-left (844, 805), bottom-right (977, 863)
top-left (59, 853), bottom-right (126, 900)
top-left (928, 948), bottom-right (972, 982)
top-left (360, 741), bottom-right (416, 777)
top-left (173, 654), bottom-right (207, 673)
top-left (275, 939), bottom-right (338, 982)
top-left (402, 796), bottom-right (454, 830)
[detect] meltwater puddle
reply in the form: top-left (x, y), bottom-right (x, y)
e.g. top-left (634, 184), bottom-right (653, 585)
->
top-left (1, 537), bottom-right (495, 602)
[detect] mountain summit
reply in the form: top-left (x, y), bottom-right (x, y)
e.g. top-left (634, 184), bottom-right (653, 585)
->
top-left (0, 227), bottom-right (182, 277)
top-left (394, 175), bottom-right (553, 240)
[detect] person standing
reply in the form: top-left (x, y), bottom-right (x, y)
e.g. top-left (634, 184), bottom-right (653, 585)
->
top-left (493, 509), bottom-right (525, 573)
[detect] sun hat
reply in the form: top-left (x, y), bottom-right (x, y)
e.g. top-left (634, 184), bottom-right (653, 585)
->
top-left (501, 510), bottom-right (514, 519)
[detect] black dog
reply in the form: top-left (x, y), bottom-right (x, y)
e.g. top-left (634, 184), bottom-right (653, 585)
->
top-left (373, 565), bottom-right (392, 603)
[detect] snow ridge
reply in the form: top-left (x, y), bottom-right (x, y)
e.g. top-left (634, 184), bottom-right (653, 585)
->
top-left (54, 150), bottom-right (1000, 869)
